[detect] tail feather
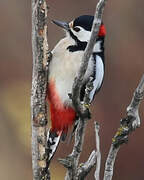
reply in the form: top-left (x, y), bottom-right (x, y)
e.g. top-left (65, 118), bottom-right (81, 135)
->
top-left (61, 131), bottom-right (67, 141)
top-left (47, 130), bottom-right (62, 163)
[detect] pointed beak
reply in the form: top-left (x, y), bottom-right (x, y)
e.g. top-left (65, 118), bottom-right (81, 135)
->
top-left (52, 20), bottom-right (70, 31)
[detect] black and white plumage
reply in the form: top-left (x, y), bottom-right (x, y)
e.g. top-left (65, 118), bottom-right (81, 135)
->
top-left (47, 15), bottom-right (106, 164)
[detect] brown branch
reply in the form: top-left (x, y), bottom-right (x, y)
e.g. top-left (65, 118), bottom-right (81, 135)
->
top-left (103, 74), bottom-right (144, 180)
top-left (58, 0), bottom-right (108, 179)
top-left (75, 122), bottom-right (101, 180)
top-left (72, 0), bottom-right (107, 118)
top-left (59, 119), bottom-right (87, 179)
top-left (31, 0), bottom-right (50, 179)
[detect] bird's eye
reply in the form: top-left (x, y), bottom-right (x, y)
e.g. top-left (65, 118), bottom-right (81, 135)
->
top-left (73, 27), bottom-right (80, 32)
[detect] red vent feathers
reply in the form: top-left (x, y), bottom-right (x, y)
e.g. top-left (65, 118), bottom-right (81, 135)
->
top-left (47, 81), bottom-right (76, 132)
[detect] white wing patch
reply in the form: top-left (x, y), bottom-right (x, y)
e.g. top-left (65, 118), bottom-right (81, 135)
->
top-left (89, 55), bottom-right (104, 102)
top-left (49, 135), bottom-right (60, 160)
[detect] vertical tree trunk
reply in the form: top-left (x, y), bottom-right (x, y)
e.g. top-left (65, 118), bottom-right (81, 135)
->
top-left (31, 0), bottom-right (50, 179)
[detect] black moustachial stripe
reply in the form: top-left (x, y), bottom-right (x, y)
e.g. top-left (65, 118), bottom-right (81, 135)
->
top-left (67, 31), bottom-right (105, 53)
top-left (67, 30), bottom-right (87, 52)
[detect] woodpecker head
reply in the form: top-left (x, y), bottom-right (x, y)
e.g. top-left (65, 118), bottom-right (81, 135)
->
top-left (52, 15), bottom-right (106, 43)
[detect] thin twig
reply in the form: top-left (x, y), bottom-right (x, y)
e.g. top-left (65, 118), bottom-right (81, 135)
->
top-left (59, 119), bottom-right (87, 179)
top-left (103, 146), bottom-right (119, 180)
top-left (77, 150), bottom-right (97, 180)
top-left (94, 122), bottom-right (101, 180)
top-left (31, 0), bottom-right (50, 179)
top-left (103, 74), bottom-right (144, 180)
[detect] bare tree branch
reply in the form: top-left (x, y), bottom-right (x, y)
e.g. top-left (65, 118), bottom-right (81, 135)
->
top-left (58, 0), bottom-right (107, 179)
top-left (59, 119), bottom-right (88, 179)
top-left (31, 0), bottom-right (50, 179)
top-left (94, 122), bottom-right (101, 180)
top-left (103, 74), bottom-right (144, 180)
top-left (103, 146), bottom-right (119, 180)
top-left (72, 0), bottom-right (107, 118)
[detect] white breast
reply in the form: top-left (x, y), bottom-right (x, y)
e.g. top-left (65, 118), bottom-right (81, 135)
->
top-left (49, 37), bottom-right (93, 106)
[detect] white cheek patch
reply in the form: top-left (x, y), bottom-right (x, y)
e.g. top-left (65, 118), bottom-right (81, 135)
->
top-left (71, 26), bottom-right (91, 42)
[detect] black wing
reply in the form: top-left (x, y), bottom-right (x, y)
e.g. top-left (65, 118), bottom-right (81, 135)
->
top-left (80, 53), bottom-right (105, 103)
top-left (89, 53), bottom-right (105, 102)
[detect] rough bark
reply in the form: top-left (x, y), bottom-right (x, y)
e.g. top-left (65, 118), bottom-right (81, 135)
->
top-left (31, 0), bottom-right (50, 179)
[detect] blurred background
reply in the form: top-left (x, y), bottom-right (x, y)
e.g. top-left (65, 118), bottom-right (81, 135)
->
top-left (0, 0), bottom-right (144, 179)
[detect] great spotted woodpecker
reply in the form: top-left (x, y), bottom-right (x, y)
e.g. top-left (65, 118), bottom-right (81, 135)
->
top-left (47, 15), bottom-right (106, 163)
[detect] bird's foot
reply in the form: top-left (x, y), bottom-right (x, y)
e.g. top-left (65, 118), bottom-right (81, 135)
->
top-left (83, 103), bottom-right (91, 119)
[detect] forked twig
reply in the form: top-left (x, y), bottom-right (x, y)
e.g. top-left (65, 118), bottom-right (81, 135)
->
top-left (103, 74), bottom-right (144, 180)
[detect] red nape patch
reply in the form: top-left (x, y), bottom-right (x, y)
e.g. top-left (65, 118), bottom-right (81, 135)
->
top-left (47, 81), bottom-right (76, 132)
top-left (98, 24), bottom-right (106, 37)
